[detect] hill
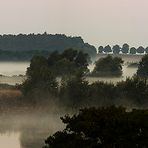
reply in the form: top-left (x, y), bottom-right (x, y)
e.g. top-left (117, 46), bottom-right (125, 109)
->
top-left (0, 33), bottom-right (96, 61)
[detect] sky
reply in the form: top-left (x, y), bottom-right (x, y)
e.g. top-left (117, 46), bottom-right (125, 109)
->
top-left (0, 0), bottom-right (148, 48)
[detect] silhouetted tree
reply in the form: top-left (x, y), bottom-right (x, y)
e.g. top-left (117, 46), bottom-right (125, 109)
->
top-left (145, 47), bottom-right (148, 54)
top-left (59, 71), bottom-right (89, 107)
top-left (112, 45), bottom-right (120, 54)
top-left (0, 33), bottom-right (97, 60)
top-left (121, 43), bottom-right (129, 54)
top-left (44, 106), bottom-right (148, 148)
top-left (47, 49), bottom-right (90, 76)
top-left (21, 56), bottom-right (58, 97)
top-left (104, 45), bottom-right (112, 53)
top-left (98, 46), bottom-right (104, 53)
top-left (137, 54), bottom-right (148, 78)
top-left (137, 46), bottom-right (145, 54)
top-left (130, 47), bottom-right (137, 54)
top-left (92, 55), bottom-right (124, 77)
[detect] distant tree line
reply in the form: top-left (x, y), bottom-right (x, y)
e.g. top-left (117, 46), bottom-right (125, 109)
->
top-left (0, 49), bottom-right (49, 61)
top-left (98, 43), bottom-right (148, 54)
top-left (0, 33), bottom-right (96, 61)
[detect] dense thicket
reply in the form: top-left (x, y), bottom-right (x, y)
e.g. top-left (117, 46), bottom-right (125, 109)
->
top-left (47, 49), bottom-right (90, 76)
top-left (0, 33), bottom-right (96, 60)
top-left (21, 49), bottom-right (90, 99)
top-left (91, 55), bottom-right (124, 77)
top-left (137, 54), bottom-right (148, 78)
top-left (44, 106), bottom-right (148, 148)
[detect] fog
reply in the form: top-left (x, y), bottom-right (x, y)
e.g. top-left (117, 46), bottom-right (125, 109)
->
top-left (0, 55), bottom-right (143, 148)
top-left (0, 109), bottom-right (65, 148)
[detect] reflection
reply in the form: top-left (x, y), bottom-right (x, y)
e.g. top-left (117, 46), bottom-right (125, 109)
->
top-left (0, 112), bottom-right (64, 148)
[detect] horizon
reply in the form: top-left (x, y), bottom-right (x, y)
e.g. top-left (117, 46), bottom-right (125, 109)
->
top-left (0, 0), bottom-right (148, 48)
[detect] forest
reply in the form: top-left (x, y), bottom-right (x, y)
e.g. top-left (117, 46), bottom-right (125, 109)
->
top-left (0, 33), bottom-right (96, 61)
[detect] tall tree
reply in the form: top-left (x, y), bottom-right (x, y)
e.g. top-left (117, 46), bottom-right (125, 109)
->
top-left (121, 43), bottom-right (129, 54)
top-left (104, 45), bottom-right (112, 53)
top-left (145, 47), bottom-right (148, 54)
top-left (112, 45), bottom-right (120, 54)
top-left (137, 46), bottom-right (145, 54)
top-left (92, 55), bottom-right (124, 77)
top-left (129, 47), bottom-right (136, 54)
top-left (137, 54), bottom-right (148, 77)
top-left (98, 46), bottom-right (104, 53)
top-left (21, 56), bottom-right (58, 96)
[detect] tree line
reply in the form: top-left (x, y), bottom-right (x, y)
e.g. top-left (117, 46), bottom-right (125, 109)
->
top-left (98, 43), bottom-right (148, 54)
top-left (0, 33), bottom-right (96, 61)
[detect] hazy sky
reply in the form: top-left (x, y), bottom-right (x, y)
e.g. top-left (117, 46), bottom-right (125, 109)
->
top-left (1, 0), bottom-right (148, 47)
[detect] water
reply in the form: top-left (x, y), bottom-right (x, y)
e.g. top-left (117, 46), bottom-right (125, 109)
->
top-left (0, 112), bottom-right (64, 148)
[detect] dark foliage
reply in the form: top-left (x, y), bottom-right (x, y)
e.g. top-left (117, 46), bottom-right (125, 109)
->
top-left (137, 54), bottom-right (148, 78)
top-left (137, 46), bottom-right (145, 54)
top-left (121, 43), bottom-right (129, 54)
top-left (21, 56), bottom-right (58, 98)
top-left (116, 77), bottom-right (148, 104)
top-left (0, 33), bottom-right (97, 60)
top-left (112, 45), bottom-right (120, 54)
top-left (92, 55), bottom-right (124, 77)
top-left (47, 49), bottom-right (90, 76)
top-left (129, 47), bottom-right (137, 54)
top-left (103, 45), bottom-right (112, 53)
top-left (98, 46), bottom-right (104, 53)
top-left (145, 47), bottom-right (148, 54)
top-left (44, 106), bottom-right (148, 148)
top-left (59, 72), bottom-right (89, 107)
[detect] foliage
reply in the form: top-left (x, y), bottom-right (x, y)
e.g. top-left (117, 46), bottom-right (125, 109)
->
top-left (112, 45), bottom-right (120, 54)
top-left (116, 76), bottom-right (148, 104)
top-left (137, 46), bottom-right (145, 54)
top-left (44, 106), bottom-right (148, 148)
top-left (88, 81), bottom-right (117, 106)
top-left (0, 33), bottom-right (97, 60)
top-left (20, 49), bottom-right (90, 103)
top-left (59, 72), bottom-right (89, 107)
top-left (121, 43), bottom-right (129, 54)
top-left (98, 46), bottom-right (104, 53)
top-left (130, 47), bottom-right (137, 54)
top-left (145, 47), bottom-right (148, 54)
top-left (47, 49), bottom-right (90, 76)
top-left (137, 54), bottom-right (148, 78)
top-left (103, 45), bottom-right (112, 53)
top-left (21, 56), bottom-right (58, 97)
top-left (92, 55), bottom-right (124, 77)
